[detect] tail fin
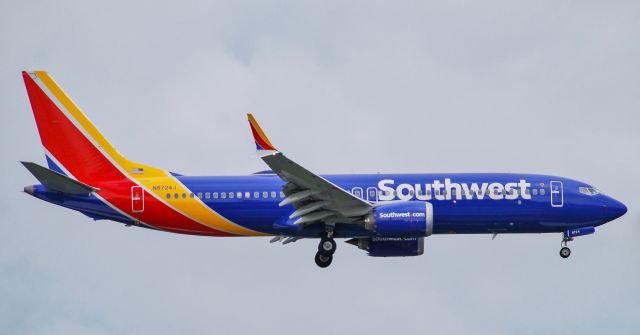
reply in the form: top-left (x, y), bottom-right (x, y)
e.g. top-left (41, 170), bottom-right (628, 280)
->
top-left (22, 71), bottom-right (156, 183)
top-left (22, 71), bottom-right (264, 236)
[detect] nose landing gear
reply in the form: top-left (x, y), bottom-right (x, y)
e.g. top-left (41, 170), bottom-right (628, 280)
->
top-left (558, 227), bottom-right (596, 259)
top-left (559, 236), bottom-right (573, 259)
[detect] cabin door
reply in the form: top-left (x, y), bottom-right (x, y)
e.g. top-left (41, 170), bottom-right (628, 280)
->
top-left (550, 181), bottom-right (563, 207)
top-left (131, 186), bottom-right (144, 213)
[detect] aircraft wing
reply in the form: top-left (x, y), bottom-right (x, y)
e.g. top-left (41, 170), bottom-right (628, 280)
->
top-left (247, 114), bottom-right (372, 226)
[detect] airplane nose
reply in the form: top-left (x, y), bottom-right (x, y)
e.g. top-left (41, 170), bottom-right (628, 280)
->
top-left (602, 196), bottom-right (627, 221)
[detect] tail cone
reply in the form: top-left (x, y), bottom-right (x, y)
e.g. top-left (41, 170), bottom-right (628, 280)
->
top-left (23, 185), bottom-right (35, 195)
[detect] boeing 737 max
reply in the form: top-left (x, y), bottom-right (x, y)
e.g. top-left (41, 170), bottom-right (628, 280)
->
top-left (20, 71), bottom-right (627, 268)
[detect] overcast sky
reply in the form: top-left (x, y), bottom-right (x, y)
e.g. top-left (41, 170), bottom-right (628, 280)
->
top-left (1, 1), bottom-right (639, 334)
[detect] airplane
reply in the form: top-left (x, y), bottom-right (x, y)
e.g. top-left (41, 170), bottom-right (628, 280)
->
top-left (20, 70), bottom-right (628, 268)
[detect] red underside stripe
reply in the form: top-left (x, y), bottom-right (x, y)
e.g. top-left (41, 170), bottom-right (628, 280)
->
top-left (23, 73), bottom-right (234, 236)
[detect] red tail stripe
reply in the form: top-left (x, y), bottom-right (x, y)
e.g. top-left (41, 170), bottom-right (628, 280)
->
top-left (23, 73), bottom-right (233, 236)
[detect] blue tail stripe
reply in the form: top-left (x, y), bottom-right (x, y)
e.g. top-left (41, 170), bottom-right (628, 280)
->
top-left (45, 154), bottom-right (67, 176)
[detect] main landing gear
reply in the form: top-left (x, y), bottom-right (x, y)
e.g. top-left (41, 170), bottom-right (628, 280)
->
top-left (559, 236), bottom-right (573, 259)
top-left (315, 231), bottom-right (337, 268)
top-left (315, 252), bottom-right (333, 268)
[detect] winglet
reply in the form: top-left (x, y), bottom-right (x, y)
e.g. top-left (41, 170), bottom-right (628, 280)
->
top-left (247, 114), bottom-right (278, 152)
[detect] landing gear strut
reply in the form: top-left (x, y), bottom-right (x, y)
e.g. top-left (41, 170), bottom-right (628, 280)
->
top-left (315, 230), bottom-right (336, 268)
top-left (559, 236), bottom-right (573, 259)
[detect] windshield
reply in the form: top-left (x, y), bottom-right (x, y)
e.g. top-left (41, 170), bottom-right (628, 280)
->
top-left (579, 186), bottom-right (600, 196)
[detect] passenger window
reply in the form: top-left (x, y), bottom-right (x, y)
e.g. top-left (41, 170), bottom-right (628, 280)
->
top-left (182, 193), bottom-right (186, 199)
top-left (205, 192), bottom-right (211, 199)
top-left (229, 192), bottom-right (235, 199)
top-left (174, 193), bottom-right (179, 199)
top-left (280, 191), bottom-right (285, 198)
top-left (532, 189), bottom-right (538, 196)
top-left (213, 192), bottom-right (219, 199)
top-left (221, 192), bottom-right (227, 199)
top-left (166, 193), bottom-right (171, 199)
top-left (245, 192), bottom-right (250, 198)
top-left (263, 191), bottom-right (268, 198)
top-left (237, 192), bottom-right (242, 199)
top-left (540, 189), bottom-right (546, 195)
top-left (270, 191), bottom-right (276, 198)
top-left (254, 192), bottom-right (259, 199)
top-left (189, 193), bottom-right (194, 198)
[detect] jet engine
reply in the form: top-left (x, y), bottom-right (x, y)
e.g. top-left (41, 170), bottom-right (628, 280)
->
top-left (364, 201), bottom-right (433, 237)
top-left (346, 237), bottom-right (424, 257)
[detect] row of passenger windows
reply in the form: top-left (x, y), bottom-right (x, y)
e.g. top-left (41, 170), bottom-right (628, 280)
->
top-left (356, 188), bottom-right (547, 197)
top-left (165, 191), bottom-right (286, 200)
top-left (164, 187), bottom-right (550, 201)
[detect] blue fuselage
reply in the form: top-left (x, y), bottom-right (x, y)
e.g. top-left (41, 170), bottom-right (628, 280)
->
top-left (29, 173), bottom-right (627, 238)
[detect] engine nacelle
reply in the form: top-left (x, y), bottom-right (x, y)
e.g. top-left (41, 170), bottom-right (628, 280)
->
top-left (365, 201), bottom-right (433, 237)
top-left (347, 237), bottom-right (424, 257)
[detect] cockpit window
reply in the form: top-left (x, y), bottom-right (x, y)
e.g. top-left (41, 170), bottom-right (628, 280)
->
top-left (579, 187), bottom-right (600, 196)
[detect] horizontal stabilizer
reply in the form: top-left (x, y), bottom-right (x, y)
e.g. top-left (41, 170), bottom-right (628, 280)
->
top-left (21, 161), bottom-right (98, 195)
